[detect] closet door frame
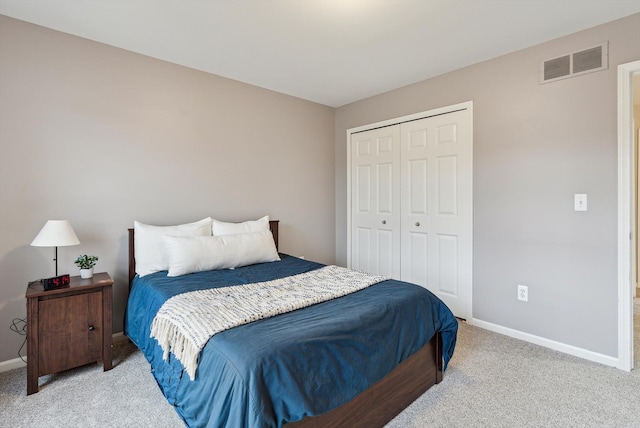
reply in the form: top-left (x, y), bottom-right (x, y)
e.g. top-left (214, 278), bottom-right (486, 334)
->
top-left (346, 101), bottom-right (473, 319)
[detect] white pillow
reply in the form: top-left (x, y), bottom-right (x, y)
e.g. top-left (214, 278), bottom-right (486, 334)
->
top-left (164, 230), bottom-right (280, 277)
top-left (212, 215), bottom-right (269, 236)
top-left (134, 217), bottom-right (212, 277)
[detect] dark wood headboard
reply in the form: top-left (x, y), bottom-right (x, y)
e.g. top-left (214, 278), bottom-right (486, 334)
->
top-left (128, 220), bottom-right (279, 287)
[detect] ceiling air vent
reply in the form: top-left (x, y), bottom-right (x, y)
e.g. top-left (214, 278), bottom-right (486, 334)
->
top-left (540, 42), bottom-right (608, 84)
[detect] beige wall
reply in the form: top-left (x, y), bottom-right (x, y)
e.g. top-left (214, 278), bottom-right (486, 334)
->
top-left (335, 14), bottom-right (640, 358)
top-left (0, 16), bottom-right (335, 363)
top-left (1, 11), bottom-right (638, 366)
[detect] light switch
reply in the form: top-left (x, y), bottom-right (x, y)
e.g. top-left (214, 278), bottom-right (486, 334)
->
top-left (574, 194), bottom-right (587, 211)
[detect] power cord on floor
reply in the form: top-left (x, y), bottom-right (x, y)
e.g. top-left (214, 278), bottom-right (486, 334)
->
top-left (10, 317), bottom-right (27, 363)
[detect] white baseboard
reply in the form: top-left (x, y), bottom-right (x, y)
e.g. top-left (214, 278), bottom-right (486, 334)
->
top-left (0, 332), bottom-right (130, 373)
top-left (467, 318), bottom-right (620, 368)
top-left (3, 324), bottom-right (620, 372)
top-left (0, 356), bottom-right (26, 373)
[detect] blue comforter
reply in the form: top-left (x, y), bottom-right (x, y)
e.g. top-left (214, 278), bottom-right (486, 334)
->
top-left (124, 254), bottom-right (457, 427)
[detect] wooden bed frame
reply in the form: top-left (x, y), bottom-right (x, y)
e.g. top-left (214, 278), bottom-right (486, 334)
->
top-left (127, 220), bottom-right (443, 427)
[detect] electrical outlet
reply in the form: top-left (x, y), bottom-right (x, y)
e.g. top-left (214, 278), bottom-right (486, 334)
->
top-left (517, 285), bottom-right (528, 302)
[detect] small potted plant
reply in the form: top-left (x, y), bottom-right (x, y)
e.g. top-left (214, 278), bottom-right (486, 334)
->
top-left (74, 255), bottom-right (99, 279)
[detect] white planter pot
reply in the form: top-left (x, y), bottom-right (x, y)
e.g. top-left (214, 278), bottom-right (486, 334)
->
top-left (80, 268), bottom-right (94, 279)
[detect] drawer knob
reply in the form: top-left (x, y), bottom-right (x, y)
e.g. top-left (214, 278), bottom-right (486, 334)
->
top-left (415, 222), bottom-right (421, 227)
top-left (88, 325), bottom-right (95, 332)
top-left (382, 220), bottom-right (386, 225)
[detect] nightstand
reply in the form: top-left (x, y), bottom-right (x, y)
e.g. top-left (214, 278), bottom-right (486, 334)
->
top-left (26, 272), bottom-right (113, 395)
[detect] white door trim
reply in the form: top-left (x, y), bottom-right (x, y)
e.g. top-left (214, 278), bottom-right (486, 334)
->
top-left (346, 101), bottom-right (473, 319)
top-left (617, 60), bottom-right (640, 372)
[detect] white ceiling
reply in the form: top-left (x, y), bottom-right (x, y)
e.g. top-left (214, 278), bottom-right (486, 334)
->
top-left (1, 0), bottom-right (639, 107)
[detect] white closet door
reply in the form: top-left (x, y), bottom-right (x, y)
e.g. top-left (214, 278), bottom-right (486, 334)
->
top-left (400, 110), bottom-right (472, 318)
top-left (350, 126), bottom-right (401, 279)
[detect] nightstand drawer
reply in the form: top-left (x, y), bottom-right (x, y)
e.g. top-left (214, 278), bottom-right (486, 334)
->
top-left (38, 291), bottom-right (103, 375)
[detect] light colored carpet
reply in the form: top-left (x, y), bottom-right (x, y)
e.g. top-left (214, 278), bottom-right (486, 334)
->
top-left (0, 340), bottom-right (184, 427)
top-left (1, 300), bottom-right (639, 428)
top-left (388, 313), bottom-right (640, 428)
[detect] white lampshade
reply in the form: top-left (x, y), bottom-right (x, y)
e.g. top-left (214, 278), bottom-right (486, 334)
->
top-left (31, 220), bottom-right (80, 247)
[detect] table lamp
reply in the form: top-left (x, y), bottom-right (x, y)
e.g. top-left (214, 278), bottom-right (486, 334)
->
top-left (31, 220), bottom-right (80, 276)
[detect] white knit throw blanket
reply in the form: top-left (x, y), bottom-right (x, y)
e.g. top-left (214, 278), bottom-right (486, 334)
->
top-left (150, 265), bottom-right (388, 380)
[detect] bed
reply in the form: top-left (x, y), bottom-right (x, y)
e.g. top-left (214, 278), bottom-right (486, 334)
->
top-left (124, 219), bottom-right (458, 427)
